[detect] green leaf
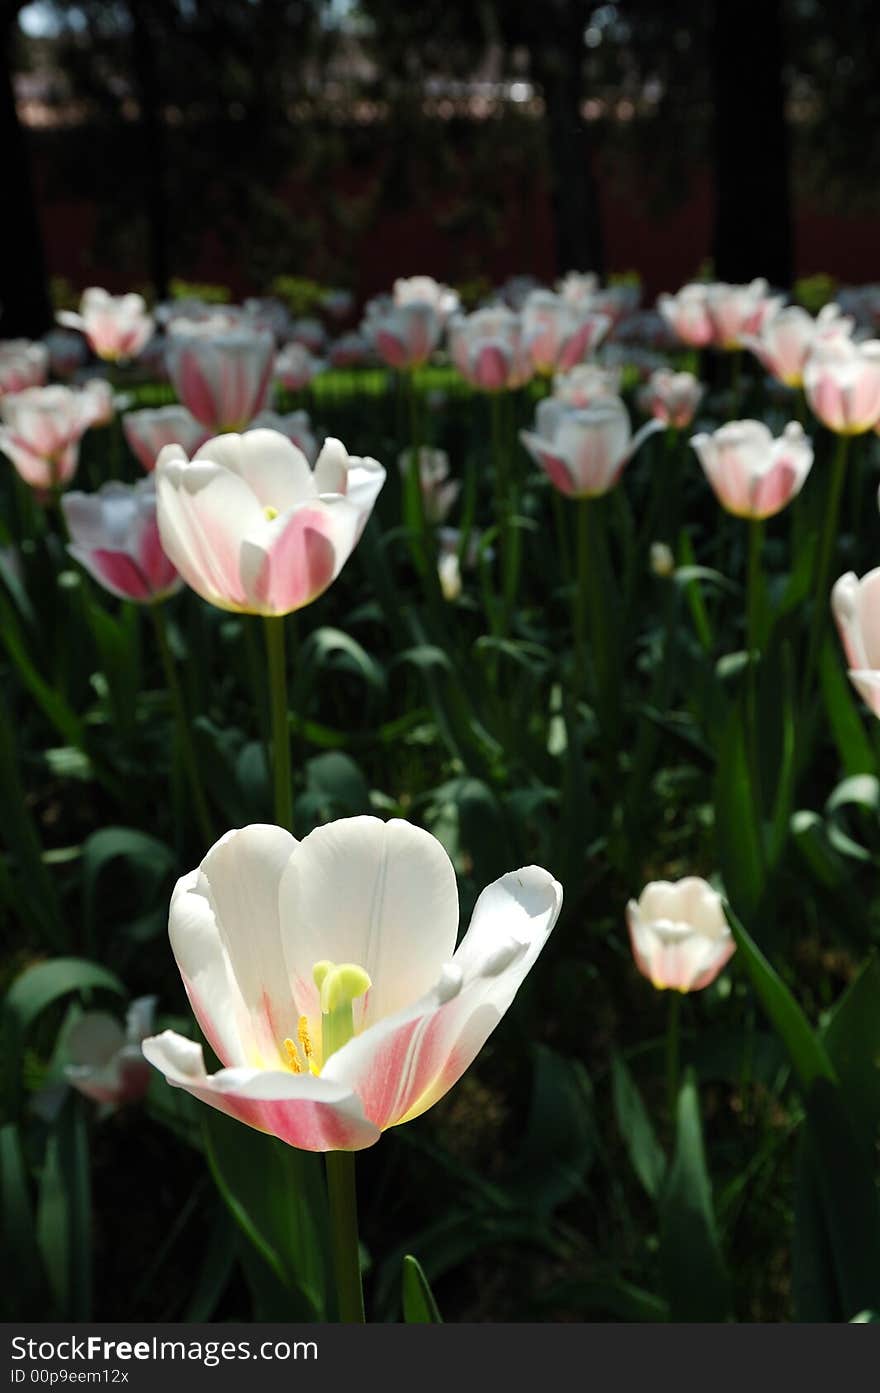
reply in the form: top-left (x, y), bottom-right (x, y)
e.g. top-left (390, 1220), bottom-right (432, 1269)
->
top-left (203, 1108), bottom-right (328, 1320)
top-left (81, 828), bottom-right (176, 960)
top-left (0, 1122), bottom-right (48, 1317)
top-left (505, 1045), bottom-right (596, 1214)
top-left (820, 638), bottom-right (878, 777)
top-left (611, 1053), bottom-right (666, 1200)
top-left (824, 775), bottom-right (880, 864)
top-left (714, 701), bottom-right (766, 924)
top-left (402, 1254), bottom-right (443, 1323)
top-left (36, 1094), bottom-right (92, 1319)
top-left (659, 1071), bottom-right (730, 1322)
top-left (822, 954), bottom-right (880, 1151)
top-left (723, 902), bottom-right (837, 1094)
top-left (298, 751), bottom-right (371, 823)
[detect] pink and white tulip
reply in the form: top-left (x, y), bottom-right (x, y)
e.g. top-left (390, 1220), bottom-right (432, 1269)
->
top-left (832, 568), bottom-right (880, 717)
top-left (705, 279), bottom-right (784, 350)
top-left (448, 307), bottom-right (533, 391)
top-left (521, 290), bottom-right (611, 375)
top-left (367, 302), bottom-right (442, 371)
top-left (166, 326), bottom-right (275, 433)
top-left (520, 396), bottom-right (661, 498)
top-left (657, 283), bottom-right (714, 348)
top-left (690, 420), bottom-right (812, 519)
top-left (65, 997), bottom-right (156, 1106)
top-left (744, 303), bottom-right (853, 387)
top-left (552, 362), bottom-right (621, 408)
top-left (142, 817), bottom-right (562, 1151)
top-left (393, 276), bottom-right (460, 323)
top-left (556, 271), bottom-right (599, 307)
top-left (57, 287), bottom-right (155, 362)
top-left (803, 337), bottom-right (880, 435)
top-left (627, 877), bottom-right (735, 993)
top-left (638, 368), bottom-right (704, 429)
top-left (63, 478), bottom-right (182, 604)
top-left (0, 339), bottom-right (48, 396)
top-left (0, 384), bottom-right (103, 491)
top-left (123, 405), bottom-right (211, 472)
top-left (155, 429), bottom-right (384, 615)
top-left (274, 342), bottom-right (324, 393)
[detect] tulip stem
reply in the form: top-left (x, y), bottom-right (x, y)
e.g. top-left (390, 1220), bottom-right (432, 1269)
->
top-left (745, 518), bottom-right (765, 855)
top-left (666, 991), bottom-right (681, 1122)
top-left (264, 615), bottom-right (293, 831)
top-left (325, 1151), bottom-right (365, 1323)
top-left (150, 603), bottom-right (213, 848)
top-left (801, 432), bottom-right (850, 707)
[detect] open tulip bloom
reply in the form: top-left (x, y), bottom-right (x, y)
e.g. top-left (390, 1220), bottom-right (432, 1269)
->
top-left (66, 997), bottom-right (156, 1106)
top-left (832, 568), bottom-right (880, 717)
top-left (155, 428), bottom-right (385, 615)
top-left (143, 817), bottom-right (563, 1151)
top-left (448, 307), bottom-right (533, 391)
top-left (0, 383), bottom-right (107, 491)
top-left (165, 325), bottom-right (276, 433)
top-left (743, 303), bottom-right (853, 388)
top-left (627, 877), bottom-right (736, 993)
top-left (521, 290), bottom-right (611, 375)
top-left (58, 287), bottom-right (155, 363)
top-left (638, 368), bottom-right (704, 429)
top-left (803, 336), bottom-right (880, 434)
top-left (123, 405), bottom-right (210, 472)
top-left (690, 420), bottom-right (813, 519)
top-left (63, 478), bottom-right (182, 604)
top-left (520, 395), bottom-right (661, 498)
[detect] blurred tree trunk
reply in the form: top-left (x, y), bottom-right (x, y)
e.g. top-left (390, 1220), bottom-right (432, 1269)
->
top-left (129, 3), bottom-right (170, 301)
top-left (711, 0), bottom-right (793, 288)
top-left (0, 5), bottom-right (53, 337)
top-left (530, 2), bottom-right (604, 279)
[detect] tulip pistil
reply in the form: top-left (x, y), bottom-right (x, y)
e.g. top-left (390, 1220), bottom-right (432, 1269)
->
top-left (314, 960), bottom-right (371, 1063)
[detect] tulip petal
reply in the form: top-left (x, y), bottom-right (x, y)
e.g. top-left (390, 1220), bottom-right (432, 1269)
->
top-left (194, 430), bottom-right (316, 512)
top-left (143, 1031), bottom-right (380, 1152)
top-left (279, 816), bottom-right (460, 1031)
top-left (322, 865), bottom-right (562, 1129)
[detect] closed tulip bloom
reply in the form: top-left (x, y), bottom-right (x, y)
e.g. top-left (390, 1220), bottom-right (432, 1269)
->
top-left (142, 817), bottom-right (562, 1151)
top-left (553, 362), bottom-right (621, 408)
top-left (0, 383), bottom-right (101, 490)
top-left (58, 287), bottom-right (155, 362)
top-left (639, 368), bottom-right (704, 428)
top-left (627, 878), bottom-right (735, 992)
top-left (65, 997), bottom-right (156, 1106)
top-left (832, 568), bottom-right (880, 717)
top-left (398, 446), bottom-right (460, 524)
top-left (556, 271), bottom-right (599, 307)
top-left (521, 290), bottom-right (611, 374)
top-left (448, 307), bottom-right (533, 391)
top-left (123, 405), bottom-right (210, 472)
top-left (691, 420), bottom-right (812, 519)
top-left (0, 339), bottom-right (49, 396)
top-left (657, 283), bottom-right (714, 348)
top-left (368, 301), bottom-right (442, 371)
top-left (248, 409), bottom-right (318, 465)
top-left (393, 275), bottom-right (460, 323)
top-left (520, 395), bottom-right (661, 498)
top-left (705, 279), bottom-right (784, 349)
top-left (63, 478), bottom-right (182, 603)
top-left (274, 342), bottom-right (324, 392)
top-left (155, 429), bottom-right (384, 615)
top-left (166, 326), bottom-right (275, 433)
top-left (803, 337), bottom-right (880, 434)
top-left (744, 303), bottom-right (853, 388)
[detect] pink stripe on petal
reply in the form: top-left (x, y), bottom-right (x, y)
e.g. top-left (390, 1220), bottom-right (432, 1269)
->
top-left (255, 512), bottom-right (337, 613)
top-left (177, 352), bottom-right (220, 428)
top-left (751, 462), bottom-right (797, 518)
top-left (90, 549), bottom-right (152, 601)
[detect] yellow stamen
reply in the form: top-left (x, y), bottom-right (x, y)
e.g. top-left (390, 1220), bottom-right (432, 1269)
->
top-left (298, 1015), bottom-right (314, 1062)
top-left (264, 505), bottom-right (279, 520)
top-left (283, 1037), bottom-right (302, 1073)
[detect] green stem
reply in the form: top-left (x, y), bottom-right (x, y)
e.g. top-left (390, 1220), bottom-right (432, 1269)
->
top-left (150, 603), bottom-right (213, 847)
top-left (666, 991), bottom-right (681, 1122)
top-left (404, 371), bottom-right (429, 581)
top-left (325, 1151), bottom-right (365, 1323)
top-left (801, 432), bottom-right (850, 706)
top-left (746, 517), bottom-right (764, 658)
top-left (264, 615), bottom-right (293, 830)
top-left (490, 392), bottom-right (509, 634)
top-left (745, 518), bottom-right (765, 855)
top-left (574, 498), bottom-right (590, 699)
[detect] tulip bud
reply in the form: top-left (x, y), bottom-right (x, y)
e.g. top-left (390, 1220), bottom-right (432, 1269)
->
top-left (627, 878), bottom-right (735, 992)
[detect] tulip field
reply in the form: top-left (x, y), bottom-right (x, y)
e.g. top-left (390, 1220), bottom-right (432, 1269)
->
top-left (3, 273), bottom-right (880, 1326)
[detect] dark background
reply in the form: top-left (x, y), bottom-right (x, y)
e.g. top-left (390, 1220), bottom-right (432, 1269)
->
top-left (3, 0), bottom-right (880, 335)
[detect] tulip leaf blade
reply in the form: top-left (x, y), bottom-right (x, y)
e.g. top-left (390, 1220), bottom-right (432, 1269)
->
top-left (714, 698), bottom-right (766, 926)
top-left (402, 1254), bottom-right (443, 1323)
top-left (203, 1108), bottom-right (328, 1321)
top-left (659, 1070), bottom-right (730, 1322)
top-left (822, 953), bottom-right (880, 1152)
top-left (611, 1052), bottom-right (666, 1200)
top-left (723, 902), bottom-right (837, 1094)
top-left (0, 1122), bottom-right (48, 1318)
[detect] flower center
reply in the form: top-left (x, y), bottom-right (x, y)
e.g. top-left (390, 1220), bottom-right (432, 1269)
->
top-left (282, 960), bottom-right (371, 1075)
top-left (264, 505), bottom-right (279, 521)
